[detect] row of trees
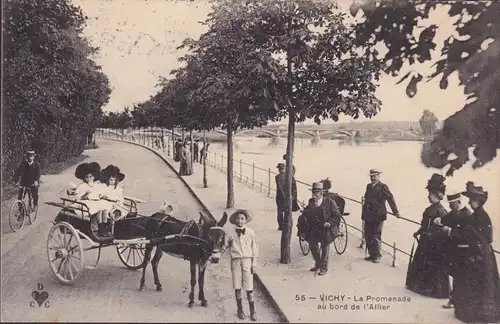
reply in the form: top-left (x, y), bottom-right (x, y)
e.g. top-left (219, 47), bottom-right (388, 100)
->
top-left (130, 0), bottom-right (383, 263)
top-left (3, 0), bottom-right (111, 186)
top-left (115, 0), bottom-right (498, 263)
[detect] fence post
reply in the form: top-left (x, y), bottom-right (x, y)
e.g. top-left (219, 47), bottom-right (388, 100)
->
top-left (252, 163), bottom-right (255, 187)
top-left (214, 152), bottom-right (217, 168)
top-left (392, 242), bottom-right (397, 267)
top-left (239, 159), bottom-right (243, 182)
top-left (221, 154), bottom-right (224, 172)
top-left (267, 168), bottom-right (271, 197)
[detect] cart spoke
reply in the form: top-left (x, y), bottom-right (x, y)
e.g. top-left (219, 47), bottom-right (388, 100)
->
top-left (67, 261), bottom-right (74, 280)
top-left (132, 248), bottom-right (136, 265)
top-left (66, 235), bottom-right (73, 250)
top-left (126, 247), bottom-right (132, 263)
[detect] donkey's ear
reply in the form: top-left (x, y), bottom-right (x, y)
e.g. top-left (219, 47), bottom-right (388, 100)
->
top-left (218, 212), bottom-right (228, 227)
top-left (199, 211), bottom-right (211, 224)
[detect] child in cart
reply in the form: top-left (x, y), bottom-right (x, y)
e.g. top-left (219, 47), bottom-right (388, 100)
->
top-left (226, 209), bottom-right (259, 321)
top-left (100, 165), bottom-right (126, 224)
top-left (67, 162), bottom-right (112, 238)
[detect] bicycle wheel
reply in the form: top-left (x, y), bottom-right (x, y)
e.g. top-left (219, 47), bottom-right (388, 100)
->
top-left (9, 200), bottom-right (26, 232)
top-left (334, 217), bottom-right (348, 255)
top-left (299, 236), bottom-right (310, 256)
top-left (27, 197), bottom-right (38, 224)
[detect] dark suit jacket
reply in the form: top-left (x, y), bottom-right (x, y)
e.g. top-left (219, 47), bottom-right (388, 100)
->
top-left (13, 161), bottom-right (41, 186)
top-left (304, 197), bottom-right (342, 244)
top-left (361, 181), bottom-right (399, 223)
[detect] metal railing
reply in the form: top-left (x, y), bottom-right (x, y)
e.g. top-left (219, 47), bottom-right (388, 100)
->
top-left (96, 128), bottom-right (500, 262)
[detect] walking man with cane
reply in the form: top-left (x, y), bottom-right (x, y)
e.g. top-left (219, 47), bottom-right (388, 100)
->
top-left (361, 169), bottom-right (400, 263)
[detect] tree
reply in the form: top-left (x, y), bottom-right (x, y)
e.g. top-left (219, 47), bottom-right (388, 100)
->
top-left (213, 0), bottom-right (382, 263)
top-left (350, 0), bottom-right (500, 175)
top-left (419, 110), bottom-right (439, 135)
top-left (3, 0), bottom-right (111, 185)
top-left (173, 9), bottom-right (283, 208)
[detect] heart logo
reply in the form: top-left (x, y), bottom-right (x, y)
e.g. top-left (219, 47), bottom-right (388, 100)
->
top-left (32, 291), bottom-right (49, 307)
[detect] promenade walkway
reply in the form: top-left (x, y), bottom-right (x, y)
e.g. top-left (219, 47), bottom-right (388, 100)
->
top-left (111, 137), bottom-right (462, 323)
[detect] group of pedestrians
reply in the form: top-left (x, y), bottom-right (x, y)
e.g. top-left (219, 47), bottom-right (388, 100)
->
top-left (405, 174), bottom-right (500, 323)
top-left (174, 138), bottom-right (209, 176)
top-left (287, 166), bottom-right (499, 323)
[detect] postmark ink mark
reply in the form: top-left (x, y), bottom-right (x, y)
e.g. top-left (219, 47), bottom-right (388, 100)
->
top-left (30, 283), bottom-right (50, 308)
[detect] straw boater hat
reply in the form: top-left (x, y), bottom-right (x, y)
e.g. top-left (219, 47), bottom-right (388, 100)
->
top-left (75, 162), bottom-right (101, 181)
top-left (462, 183), bottom-right (488, 202)
top-left (26, 149), bottom-right (36, 155)
top-left (309, 182), bottom-right (324, 192)
top-left (101, 165), bottom-right (125, 183)
top-left (369, 169), bottom-right (382, 176)
top-left (229, 209), bottom-right (253, 225)
top-left (446, 193), bottom-right (462, 203)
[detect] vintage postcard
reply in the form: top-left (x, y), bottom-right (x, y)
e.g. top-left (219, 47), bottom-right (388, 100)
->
top-left (2, 0), bottom-right (499, 323)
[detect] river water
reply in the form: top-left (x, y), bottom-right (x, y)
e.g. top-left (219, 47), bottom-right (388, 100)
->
top-left (206, 137), bottom-right (499, 255)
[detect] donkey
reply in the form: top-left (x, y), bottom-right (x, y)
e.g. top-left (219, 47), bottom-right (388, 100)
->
top-left (139, 208), bottom-right (228, 308)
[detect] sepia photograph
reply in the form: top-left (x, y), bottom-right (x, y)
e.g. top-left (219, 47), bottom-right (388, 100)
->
top-left (1, 0), bottom-right (499, 323)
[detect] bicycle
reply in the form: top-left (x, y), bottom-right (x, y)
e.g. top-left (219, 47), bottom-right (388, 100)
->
top-left (9, 186), bottom-right (38, 232)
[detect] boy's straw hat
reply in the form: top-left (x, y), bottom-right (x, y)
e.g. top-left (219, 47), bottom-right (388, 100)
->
top-left (229, 209), bottom-right (253, 225)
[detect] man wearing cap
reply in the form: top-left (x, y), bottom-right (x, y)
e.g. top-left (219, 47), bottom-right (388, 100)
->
top-left (275, 163), bottom-right (286, 230)
top-left (13, 150), bottom-right (41, 210)
top-left (440, 192), bottom-right (471, 309)
top-left (361, 169), bottom-right (400, 263)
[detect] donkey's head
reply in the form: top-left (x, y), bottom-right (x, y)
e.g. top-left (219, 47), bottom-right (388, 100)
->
top-left (198, 211), bottom-right (228, 264)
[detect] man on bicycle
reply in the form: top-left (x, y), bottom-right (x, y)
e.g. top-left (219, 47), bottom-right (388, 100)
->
top-left (13, 149), bottom-right (41, 210)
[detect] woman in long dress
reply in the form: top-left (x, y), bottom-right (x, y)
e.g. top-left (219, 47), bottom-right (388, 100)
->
top-left (405, 174), bottom-right (450, 298)
top-left (179, 142), bottom-right (192, 176)
top-left (436, 183), bottom-right (500, 323)
top-left (67, 162), bottom-right (112, 237)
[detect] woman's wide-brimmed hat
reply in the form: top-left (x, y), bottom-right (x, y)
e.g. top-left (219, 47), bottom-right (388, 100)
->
top-left (369, 169), bottom-right (382, 176)
top-left (229, 209), bottom-right (253, 225)
top-left (462, 183), bottom-right (488, 201)
top-left (101, 164), bottom-right (125, 183)
top-left (426, 173), bottom-right (446, 194)
top-left (309, 182), bottom-right (324, 192)
top-left (321, 178), bottom-right (332, 191)
top-left (75, 162), bottom-right (101, 181)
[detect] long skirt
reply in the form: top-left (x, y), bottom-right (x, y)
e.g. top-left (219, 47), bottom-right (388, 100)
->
top-left (406, 236), bottom-right (450, 298)
top-left (452, 247), bottom-right (500, 323)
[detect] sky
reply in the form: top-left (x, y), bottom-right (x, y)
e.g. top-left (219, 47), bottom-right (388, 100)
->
top-left (73, 0), bottom-right (469, 123)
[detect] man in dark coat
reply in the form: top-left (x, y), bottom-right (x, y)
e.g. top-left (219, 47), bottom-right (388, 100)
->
top-left (441, 192), bottom-right (472, 308)
top-left (275, 163), bottom-right (286, 230)
top-left (303, 182), bottom-right (342, 275)
top-left (361, 169), bottom-right (400, 263)
top-left (13, 150), bottom-right (41, 209)
top-left (193, 140), bottom-right (199, 163)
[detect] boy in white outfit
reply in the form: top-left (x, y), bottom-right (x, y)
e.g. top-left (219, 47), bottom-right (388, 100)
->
top-left (227, 209), bottom-right (259, 321)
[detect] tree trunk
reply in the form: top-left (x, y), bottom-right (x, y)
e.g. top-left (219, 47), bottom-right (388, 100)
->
top-left (280, 110), bottom-right (295, 264)
top-left (203, 130), bottom-right (208, 188)
top-left (171, 128), bottom-right (175, 156)
top-left (226, 121), bottom-right (235, 208)
top-left (281, 41), bottom-right (295, 265)
top-left (189, 130), bottom-right (194, 162)
top-left (181, 128), bottom-right (185, 141)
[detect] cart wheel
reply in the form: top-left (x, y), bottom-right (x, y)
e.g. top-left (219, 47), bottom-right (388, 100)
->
top-left (9, 200), bottom-right (26, 232)
top-left (299, 236), bottom-right (310, 256)
top-left (334, 217), bottom-right (348, 255)
top-left (47, 222), bottom-right (84, 284)
top-left (28, 199), bottom-right (38, 224)
top-left (117, 244), bottom-right (146, 270)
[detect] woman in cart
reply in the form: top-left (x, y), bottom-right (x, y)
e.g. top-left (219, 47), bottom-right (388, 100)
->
top-left (67, 162), bottom-right (112, 238)
top-left (100, 164), bottom-right (126, 232)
